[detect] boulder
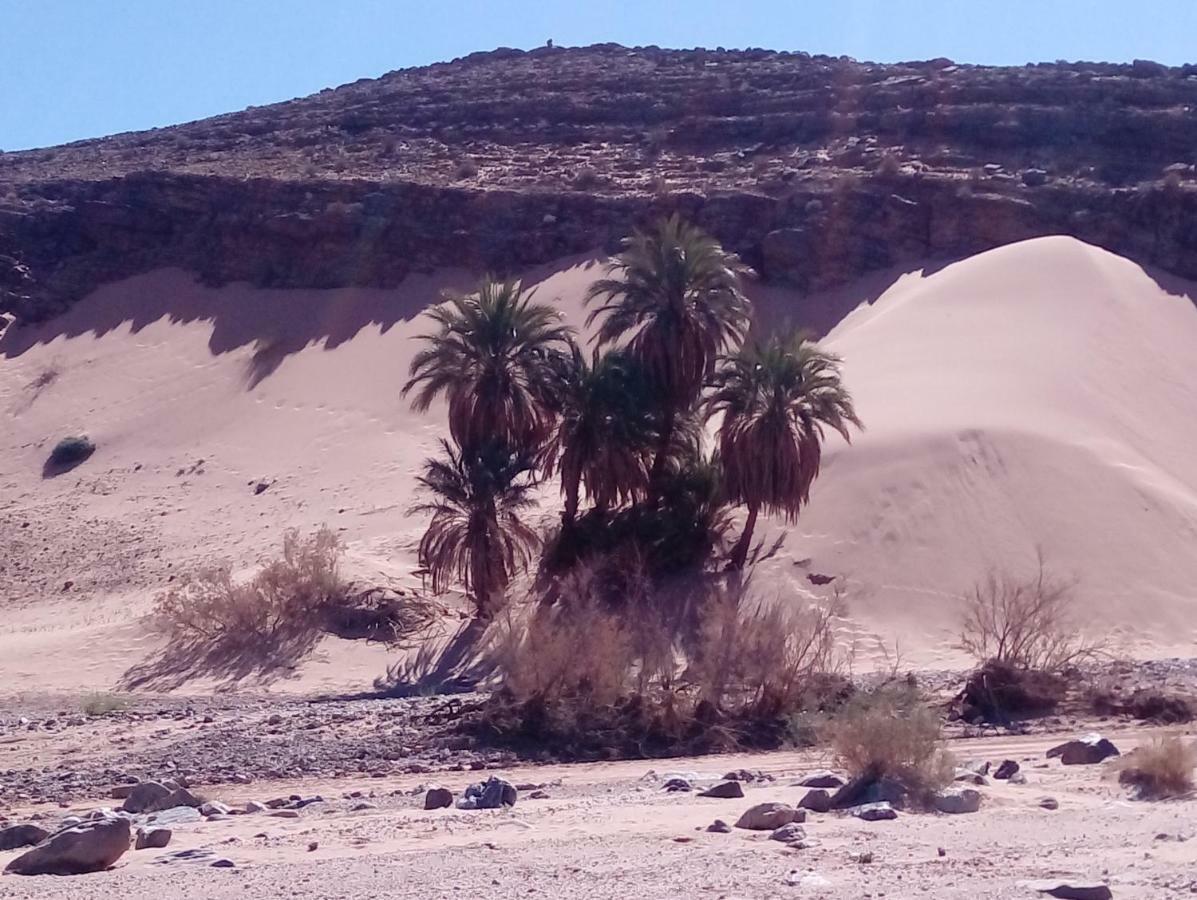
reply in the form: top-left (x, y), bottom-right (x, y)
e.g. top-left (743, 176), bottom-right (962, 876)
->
top-left (734, 802), bottom-right (803, 831)
top-left (933, 787), bottom-right (982, 814)
top-left (769, 822), bottom-right (807, 843)
top-left (1047, 734), bottom-right (1120, 765)
top-left (4, 817), bottom-right (131, 876)
top-left (135, 828), bottom-right (172, 850)
top-left (662, 778), bottom-right (693, 793)
top-left (795, 770), bottom-right (846, 789)
top-left (994, 759), bottom-right (1020, 780)
top-left (424, 787), bottom-right (454, 810)
top-left (698, 781), bottom-right (744, 799)
top-left (798, 789), bottom-right (832, 813)
top-left (0, 824), bottom-right (49, 851)
top-left (122, 781), bottom-right (201, 814)
top-left (1026, 880), bottom-right (1113, 900)
top-left (851, 802), bottom-right (898, 821)
top-left (244, 801), bottom-right (268, 813)
top-left (477, 777), bottom-right (518, 809)
top-left (200, 801), bottom-right (231, 817)
top-left (830, 775), bottom-right (907, 809)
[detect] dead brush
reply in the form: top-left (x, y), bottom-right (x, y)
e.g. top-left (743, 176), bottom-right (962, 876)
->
top-left (1114, 735), bottom-right (1197, 800)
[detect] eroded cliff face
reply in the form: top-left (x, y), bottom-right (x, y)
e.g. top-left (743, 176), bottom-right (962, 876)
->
top-left (2, 45), bottom-right (1196, 321)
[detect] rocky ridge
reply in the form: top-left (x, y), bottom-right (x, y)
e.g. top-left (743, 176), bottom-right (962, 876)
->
top-left (2, 44), bottom-right (1197, 322)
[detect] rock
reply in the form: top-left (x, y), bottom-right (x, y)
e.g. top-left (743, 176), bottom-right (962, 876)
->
top-left (0, 824), bottom-right (49, 851)
top-left (210, 857), bottom-right (236, 868)
top-left (851, 802), bottom-right (898, 821)
top-left (706, 819), bottom-right (732, 833)
top-left (723, 768), bottom-right (772, 782)
top-left (798, 789), bottom-right (832, 813)
top-left (962, 760), bottom-right (991, 776)
top-left (4, 817), bottom-right (131, 876)
top-left (200, 801), bottom-right (231, 817)
top-left (830, 775), bottom-right (907, 810)
top-left (122, 781), bottom-right (201, 814)
top-left (933, 787), bottom-right (982, 814)
top-left (770, 823), bottom-right (807, 843)
top-left (146, 806), bottom-right (202, 826)
top-left (1022, 168), bottom-right (1049, 187)
top-left (1026, 879), bottom-right (1113, 900)
top-left (1038, 796), bottom-right (1060, 810)
top-left (109, 785), bottom-right (134, 800)
top-left (662, 778), bottom-right (693, 792)
top-left (1047, 734), bottom-right (1120, 765)
top-left (350, 802), bottom-right (376, 811)
top-left (1009, 771), bottom-right (1028, 785)
top-left (954, 770), bottom-right (989, 786)
top-left (267, 809), bottom-right (300, 819)
top-left (244, 801), bottom-right (268, 813)
top-left (135, 827), bottom-right (172, 850)
top-left (795, 770), bottom-right (846, 789)
top-left (994, 759), bottom-right (1020, 780)
top-left (698, 781), bottom-right (744, 799)
top-left (424, 786), bottom-right (454, 810)
top-left (473, 777), bottom-right (518, 809)
top-left (734, 802), bottom-right (803, 831)
top-left (529, 790), bottom-right (549, 800)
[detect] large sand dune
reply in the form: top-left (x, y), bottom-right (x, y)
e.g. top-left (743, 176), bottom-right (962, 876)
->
top-left (1, 236), bottom-right (1195, 690)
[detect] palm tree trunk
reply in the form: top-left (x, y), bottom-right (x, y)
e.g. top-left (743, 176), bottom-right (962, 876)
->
top-left (470, 551), bottom-right (491, 619)
top-left (729, 503), bottom-right (760, 570)
top-left (562, 467), bottom-right (582, 526)
top-left (648, 405), bottom-right (676, 501)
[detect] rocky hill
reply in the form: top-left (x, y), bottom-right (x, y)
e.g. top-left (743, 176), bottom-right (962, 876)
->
top-left (2, 44), bottom-right (1196, 321)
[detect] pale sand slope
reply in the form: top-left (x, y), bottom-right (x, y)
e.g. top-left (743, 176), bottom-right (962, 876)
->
top-left (1, 236), bottom-right (1195, 692)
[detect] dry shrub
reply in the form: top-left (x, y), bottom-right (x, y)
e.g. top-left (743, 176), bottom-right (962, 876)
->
top-left (153, 527), bottom-right (345, 652)
top-left (957, 658), bottom-right (1067, 724)
top-left (1115, 735), bottom-right (1197, 799)
top-left (830, 685), bottom-right (954, 802)
top-left (80, 692), bottom-right (130, 717)
top-left (875, 152), bottom-right (901, 177)
top-left (957, 555), bottom-right (1101, 672)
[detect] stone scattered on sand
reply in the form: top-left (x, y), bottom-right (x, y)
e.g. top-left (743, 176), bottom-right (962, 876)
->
top-left (851, 802), bottom-right (898, 822)
top-left (135, 827), bottom-right (172, 850)
top-left (122, 781), bottom-right (202, 814)
top-left (735, 802), bottom-right (804, 831)
top-left (529, 790), bottom-right (549, 800)
top-left (707, 819), bottom-right (732, 833)
top-left (4, 817), bottom-right (131, 876)
top-left (954, 769), bottom-right (989, 786)
top-left (994, 759), bottom-right (1020, 780)
top-left (1047, 734), bottom-right (1120, 766)
top-left (200, 801), bottom-right (231, 817)
top-left (933, 787), bottom-right (982, 814)
top-left (267, 809), bottom-right (300, 819)
top-left (830, 775), bottom-right (907, 810)
top-left (662, 778), bottom-right (693, 793)
top-left (146, 806), bottom-right (202, 827)
top-left (1038, 797), bottom-right (1060, 810)
top-left (770, 823), bottom-right (807, 843)
top-left (244, 801), bottom-right (268, 814)
top-left (1026, 879), bottom-right (1113, 899)
top-left (962, 760), bottom-right (991, 776)
top-left (698, 781), bottom-right (744, 799)
top-left (798, 789), bottom-right (832, 813)
top-left (723, 769), bottom-right (773, 783)
top-left (1009, 771), bottom-right (1028, 785)
top-left (108, 785), bottom-right (135, 800)
top-left (211, 857), bottom-right (236, 868)
top-left (0, 824), bottom-right (49, 851)
top-left (795, 771), bottom-right (845, 789)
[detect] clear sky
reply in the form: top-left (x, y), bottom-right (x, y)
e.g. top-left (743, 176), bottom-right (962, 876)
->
top-left (2, 1), bottom-right (1193, 151)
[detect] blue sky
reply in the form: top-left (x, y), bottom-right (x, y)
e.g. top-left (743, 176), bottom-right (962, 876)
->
top-left (2, 1), bottom-right (1192, 151)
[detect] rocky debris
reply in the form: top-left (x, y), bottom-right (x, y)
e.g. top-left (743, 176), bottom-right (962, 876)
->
top-left (4, 817), bottom-right (131, 876)
top-left (994, 760), bottom-right (1020, 780)
top-left (851, 802), bottom-right (898, 822)
top-left (662, 778), bottom-right (693, 793)
top-left (0, 824), bottom-right (49, 851)
top-left (1026, 880), bottom-right (1113, 900)
top-left (697, 781), bottom-right (744, 799)
top-left (770, 823), bottom-right (807, 843)
top-left (1038, 797), bottom-right (1060, 810)
top-left (734, 802), bottom-right (804, 831)
top-left (135, 827), bottom-right (172, 850)
top-left (795, 771), bottom-right (846, 789)
top-left (424, 787), bottom-right (454, 810)
top-left (798, 789), bottom-right (832, 814)
top-left (1047, 734), bottom-right (1121, 765)
top-left (723, 769), bottom-right (773, 783)
top-left (933, 787), bottom-right (982, 814)
top-left (706, 819), bottom-right (732, 834)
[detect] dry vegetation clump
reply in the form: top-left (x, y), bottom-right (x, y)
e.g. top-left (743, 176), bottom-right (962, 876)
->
top-left (1114, 735), bottom-right (1197, 800)
top-left (79, 691), bottom-right (130, 717)
top-left (829, 684), bottom-right (954, 807)
top-left (955, 555), bottom-right (1102, 723)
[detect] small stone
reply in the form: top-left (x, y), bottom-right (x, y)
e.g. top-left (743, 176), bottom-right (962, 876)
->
top-left (1038, 796), bottom-right (1060, 810)
top-left (707, 819), bottom-right (732, 833)
top-left (478, 777), bottom-right (518, 809)
top-left (954, 769), bottom-right (988, 786)
top-left (662, 778), bottom-right (693, 793)
top-left (244, 801), bottom-right (268, 814)
top-left (994, 759), bottom-right (1020, 780)
top-left (851, 802), bottom-right (898, 821)
top-left (1026, 879), bottom-right (1112, 900)
top-left (529, 790), bottom-right (549, 800)
top-left (1009, 771), bottom-right (1028, 785)
top-left (697, 781), bottom-right (744, 799)
top-left (424, 787), bottom-right (454, 810)
top-left (200, 801), bottom-right (231, 817)
top-left (795, 771), bottom-right (845, 789)
top-left (350, 802), bottom-right (376, 811)
top-left (210, 857), bottom-right (236, 868)
top-left (307, 841), bottom-right (318, 852)
top-left (933, 787), bottom-right (982, 814)
top-left (135, 828), bottom-right (172, 850)
top-left (735, 802), bottom-right (803, 831)
top-left (770, 823), bottom-right (807, 843)
top-left (267, 809), bottom-right (299, 819)
top-left (798, 789), bottom-right (832, 813)
top-left (1022, 168), bottom-right (1049, 187)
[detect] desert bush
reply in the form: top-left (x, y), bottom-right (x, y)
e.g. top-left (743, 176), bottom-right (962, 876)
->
top-left (1091, 687), bottom-right (1195, 724)
top-left (1115, 735), bottom-right (1197, 799)
top-left (956, 658), bottom-right (1067, 724)
top-left (80, 692), bottom-right (130, 717)
top-left (830, 684), bottom-right (954, 803)
top-left (153, 526), bottom-right (346, 651)
top-left (956, 556), bottom-right (1100, 672)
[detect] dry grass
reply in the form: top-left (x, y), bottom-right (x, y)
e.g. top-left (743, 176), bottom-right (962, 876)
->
top-left (1115, 735), bottom-right (1197, 800)
top-left (830, 685), bottom-right (954, 801)
top-left (80, 692), bottom-right (130, 717)
top-left (153, 526), bottom-right (345, 651)
top-left (956, 554), bottom-right (1102, 672)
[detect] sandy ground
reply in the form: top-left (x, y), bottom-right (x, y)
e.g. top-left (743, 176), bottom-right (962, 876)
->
top-left (2, 728), bottom-right (1196, 898)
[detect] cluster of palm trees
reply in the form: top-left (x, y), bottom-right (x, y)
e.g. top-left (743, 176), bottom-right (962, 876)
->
top-left (403, 215), bottom-right (862, 620)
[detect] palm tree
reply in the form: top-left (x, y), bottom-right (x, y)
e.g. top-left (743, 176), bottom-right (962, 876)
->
top-left (586, 215), bottom-right (752, 491)
top-left (403, 277), bottom-right (575, 452)
top-left (410, 439), bottom-right (540, 618)
top-left (539, 348), bottom-right (659, 524)
top-left (705, 330), bottom-right (863, 570)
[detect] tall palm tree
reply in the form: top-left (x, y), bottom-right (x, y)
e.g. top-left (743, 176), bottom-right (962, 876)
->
top-left (585, 215), bottom-right (752, 491)
top-left (402, 277), bottom-right (575, 452)
top-left (539, 348), bottom-right (659, 524)
top-left (410, 440), bottom-right (540, 618)
top-left (705, 330), bottom-right (863, 570)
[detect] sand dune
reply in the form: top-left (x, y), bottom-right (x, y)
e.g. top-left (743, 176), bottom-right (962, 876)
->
top-left (1, 236), bottom-right (1195, 690)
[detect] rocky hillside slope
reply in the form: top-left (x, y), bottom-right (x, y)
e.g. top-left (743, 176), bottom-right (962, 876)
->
top-left (2, 44), bottom-right (1196, 321)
